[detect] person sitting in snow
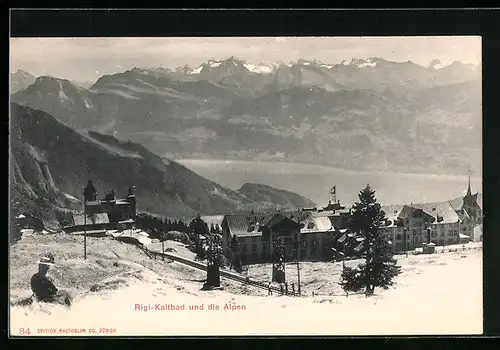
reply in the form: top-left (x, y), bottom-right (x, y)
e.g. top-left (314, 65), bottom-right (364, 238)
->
top-left (30, 253), bottom-right (73, 307)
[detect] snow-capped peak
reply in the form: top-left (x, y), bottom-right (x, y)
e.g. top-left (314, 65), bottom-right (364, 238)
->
top-left (207, 59), bottom-right (222, 68)
top-left (174, 64), bottom-right (192, 73)
top-left (243, 62), bottom-right (274, 74)
top-left (13, 69), bottom-right (35, 78)
top-left (429, 59), bottom-right (446, 70)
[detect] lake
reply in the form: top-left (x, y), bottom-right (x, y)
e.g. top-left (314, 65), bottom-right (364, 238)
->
top-left (177, 159), bottom-right (482, 207)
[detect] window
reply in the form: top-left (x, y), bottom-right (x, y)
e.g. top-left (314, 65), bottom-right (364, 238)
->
top-left (312, 240), bottom-right (317, 247)
top-left (300, 248), bottom-right (307, 258)
top-left (396, 234), bottom-right (402, 241)
top-left (432, 232), bottom-right (437, 237)
top-left (252, 244), bottom-right (257, 252)
top-left (302, 240), bottom-right (307, 248)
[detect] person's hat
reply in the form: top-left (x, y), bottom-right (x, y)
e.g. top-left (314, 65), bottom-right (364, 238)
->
top-left (37, 254), bottom-right (55, 266)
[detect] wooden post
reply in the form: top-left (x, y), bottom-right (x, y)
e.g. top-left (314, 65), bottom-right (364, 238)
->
top-left (403, 227), bottom-right (408, 257)
top-left (83, 199), bottom-right (87, 260)
top-left (162, 238), bottom-right (165, 261)
top-left (296, 231), bottom-right (301, 296)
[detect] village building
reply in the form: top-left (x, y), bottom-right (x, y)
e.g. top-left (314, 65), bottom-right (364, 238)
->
top-left (449, 177), bottom-right (483, 241)
top-left (65, 180), bottom-right (137, 233)
top-left (380, 202), bottom-right (469, 252)
top-left (15, 212), bottom-right (44, 231)
top-left (379, 178), bottom-right (482, 251)
top-left (220, 210), bottom-right (337, 265)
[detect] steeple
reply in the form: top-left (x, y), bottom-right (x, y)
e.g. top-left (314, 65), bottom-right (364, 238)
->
top-left (84, 179), bottom-right (97, 202)
top-left (466, 170), bottom-right (472, 197)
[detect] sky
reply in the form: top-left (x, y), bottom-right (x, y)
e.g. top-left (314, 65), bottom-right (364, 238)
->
top-left (10, 36), bottom-right (481, 83)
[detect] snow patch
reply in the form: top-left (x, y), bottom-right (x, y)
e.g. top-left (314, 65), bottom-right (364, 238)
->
top-left (358, 62), bottom-right (377, 68)
top-left (190, 66), bottom-right (203, 75)
top-left (58, 80), bottom-right (68, 101)
top-left (244, 64), bottom-right (273, 74)
top-left (432, 63), bottom-right (447, 70)
top-left (64, 193), bottom-right (80, 202)
top-left (91, 88), bottom-right (140, 100)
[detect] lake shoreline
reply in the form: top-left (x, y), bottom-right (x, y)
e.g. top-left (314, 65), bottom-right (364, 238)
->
top-left (175, 158), bottom-right (482, 206)
top-left (176, 158), bottom-right (482, 182)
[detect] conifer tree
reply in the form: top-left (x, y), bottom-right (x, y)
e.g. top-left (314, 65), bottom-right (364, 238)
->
top-left (189, 214), bottom-right (209, 260)
top-left (339, 184), bottom-right (402, 296)
top-left (230, 235), bottom-right (243, 273)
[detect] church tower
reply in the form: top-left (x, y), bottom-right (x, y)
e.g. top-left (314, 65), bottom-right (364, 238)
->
top-left (83, 180), bottom-right (97, 203)
top-left (127, 185), bottom-right (136, 219)
top-left (462, 170), bottom-right (478, 224)
top-left (466, 170), bottom-right (472, 197)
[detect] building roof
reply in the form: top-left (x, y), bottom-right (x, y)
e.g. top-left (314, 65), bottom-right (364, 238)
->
top-left (73, 213), bottom-right (110, 226)
top-left (476, 193), bottom-right (483, 211)
top-left (448, 196), bottom-right (464, 211)
top-left (300, 216), bottom-right (334, 234)
top-left (85, 200), bottom-right (102, 206)
top-left (224, 212), bottom-right (303, 238)
top-left (381, 205), bottom-right (404, 227)
top-left (449, 192), bottom-right (483, 212)
top-left (459, 208), bottom-right (472, 220)
top-left (110, 229), bottom-right (152, 245)
top-left (354, 242), bottom-right (365, 252)
top-left (201, 215), bottom-right (225, 227)
top-left (223, 214), bottom-right (266, 237)
top-left (115, 199), bottom-right (130, 205)
top-left (412, 201), bottom-right (459, 224)
top-left (382, 201), bottom-right (459, 225)
top-left (118, 219), bottom-right (135, 224)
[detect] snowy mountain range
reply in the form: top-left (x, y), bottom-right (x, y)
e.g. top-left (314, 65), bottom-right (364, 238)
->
top-left (10, 56), bottom-right (481, 176)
